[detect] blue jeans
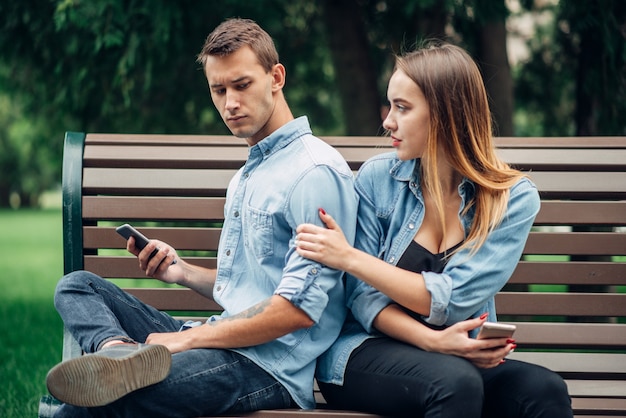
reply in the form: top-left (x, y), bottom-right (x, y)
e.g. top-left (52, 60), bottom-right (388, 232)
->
top-left (53, 271), bottom-right (295, 417)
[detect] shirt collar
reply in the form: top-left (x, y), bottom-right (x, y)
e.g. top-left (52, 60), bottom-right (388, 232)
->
top-left (254, 116), bottom-right (312, 159)
top-left (389, 157), bottom-right (476, 198)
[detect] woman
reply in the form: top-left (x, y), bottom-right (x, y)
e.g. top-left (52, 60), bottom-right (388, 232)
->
top-left (295, 43), bottom-right (572, 417)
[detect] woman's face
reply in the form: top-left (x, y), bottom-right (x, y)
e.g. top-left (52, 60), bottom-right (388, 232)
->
top-left (383, 70), bottom-right (431, 161)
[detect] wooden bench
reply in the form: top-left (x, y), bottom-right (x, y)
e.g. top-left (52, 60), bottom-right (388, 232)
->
top-left (43, 132), bottom-right (626, 417)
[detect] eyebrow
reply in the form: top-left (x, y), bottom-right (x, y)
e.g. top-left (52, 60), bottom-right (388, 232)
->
top-left (209, 76), bottom-right (250, 89)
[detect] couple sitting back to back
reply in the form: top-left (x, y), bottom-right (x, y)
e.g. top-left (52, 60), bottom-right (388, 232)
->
top-left (46, 18), bottom-right (572, 418)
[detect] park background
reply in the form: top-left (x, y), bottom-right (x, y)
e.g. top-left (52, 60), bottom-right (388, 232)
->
top-left (0, 0), bottom-right (624, 416)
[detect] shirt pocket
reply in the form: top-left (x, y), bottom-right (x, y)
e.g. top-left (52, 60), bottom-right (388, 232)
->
top-left (244, 205), bottom-right (274, 258)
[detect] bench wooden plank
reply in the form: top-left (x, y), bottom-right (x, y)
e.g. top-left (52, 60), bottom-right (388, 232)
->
top-left (495, 292), bottom-right (626, 316)
top-left (82, 196), bottom-right (227, 221)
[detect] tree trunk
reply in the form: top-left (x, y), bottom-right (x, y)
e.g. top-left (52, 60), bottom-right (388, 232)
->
top-left (321, 0), bottom-right (382, 135)
top-left (478, 21), bottom-right (514, 136)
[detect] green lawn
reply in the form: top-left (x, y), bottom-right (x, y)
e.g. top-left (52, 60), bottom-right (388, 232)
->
top-left (0, 209), bottom-right (64, 417)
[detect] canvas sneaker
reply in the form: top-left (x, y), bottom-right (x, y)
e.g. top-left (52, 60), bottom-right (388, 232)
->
top-left (46, 343), bottom-right (171, 407)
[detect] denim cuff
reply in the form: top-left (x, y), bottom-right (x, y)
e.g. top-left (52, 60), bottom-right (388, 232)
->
top-left (97, 335), bottom-right (136, 351)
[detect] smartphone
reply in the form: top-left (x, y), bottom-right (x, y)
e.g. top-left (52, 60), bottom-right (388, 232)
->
top-left (116, 223), bottom-right (160, 260)
top-left (477, 322), bottom-right (516, 339)
top-left (116, 223), bottom-right (151, 250)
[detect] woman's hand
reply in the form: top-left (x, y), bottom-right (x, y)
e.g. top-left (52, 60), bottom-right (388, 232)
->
top-left (427, 316), bottom-right (516, 368)
top-left (375, 305), bottom-right (515, 369)
top-left (295, 209), bottom-right (354, 271)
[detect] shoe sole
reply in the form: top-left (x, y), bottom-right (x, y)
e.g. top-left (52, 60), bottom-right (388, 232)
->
top-left (46, 344), bottom-right (171, 407)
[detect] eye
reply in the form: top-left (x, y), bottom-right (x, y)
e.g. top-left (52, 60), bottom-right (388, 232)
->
top-left (237, 82), bottom-right (250, 90)
top-left (395, 103), bottom-right (408, 112)
top-left (211, 87), bottom-right (226, 96)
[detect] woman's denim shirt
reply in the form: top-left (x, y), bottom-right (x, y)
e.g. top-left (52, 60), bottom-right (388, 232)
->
top-left (317, 151), bottom-right (540, 385)
top-left (212, 117), bottom-right (358, 408)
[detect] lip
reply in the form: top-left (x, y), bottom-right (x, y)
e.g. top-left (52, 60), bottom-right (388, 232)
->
top-left (227, 115), bottom-right (245, 123)
top-left (391, 136), bottom-right (401, 147)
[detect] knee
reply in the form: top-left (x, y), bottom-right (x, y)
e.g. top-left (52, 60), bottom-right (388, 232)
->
top-left (433, 357), bottom-right (483, 404)
top-left (54, 270), bottom-right (102, 306)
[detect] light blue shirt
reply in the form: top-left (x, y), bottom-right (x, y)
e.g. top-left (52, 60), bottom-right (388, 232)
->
top-left (317, 152), bottom-right (540, 385)
top-left (210, 117), bottom-right (357, 408)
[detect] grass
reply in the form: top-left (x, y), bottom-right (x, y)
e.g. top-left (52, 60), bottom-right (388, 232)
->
top-left (0, 209), bottom-right (63, 417)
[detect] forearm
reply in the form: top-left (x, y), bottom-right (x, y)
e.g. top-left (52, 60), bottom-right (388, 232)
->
top-left (344, 247), bottom-right (431, 316)
top-left (373, 304), bottom-right (439, 351)
top-left (178, 295), bottom-right (313, 349)
top-left (177, 261), bottom-right (217, 299)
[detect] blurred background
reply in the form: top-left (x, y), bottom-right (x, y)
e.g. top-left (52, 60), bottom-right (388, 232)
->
top-left (0, 0), bottom-right (624, 416)
top-left (1, 0), bottom-right (625, 209)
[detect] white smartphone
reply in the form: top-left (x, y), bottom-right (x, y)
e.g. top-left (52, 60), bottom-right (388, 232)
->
top-left (477, 322), bottom-right (516, 339)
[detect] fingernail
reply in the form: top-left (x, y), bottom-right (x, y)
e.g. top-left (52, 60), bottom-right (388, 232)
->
top-left (319, 208), bottom-right (326, 215)
top-left (499, 359), bottom-right (506, 364)
top-left (480, 312), bottom-right (488, 320)
top-left (511, 344), bottom-right (517, 350)
top-left (507, 339), bottom-right (516, 344)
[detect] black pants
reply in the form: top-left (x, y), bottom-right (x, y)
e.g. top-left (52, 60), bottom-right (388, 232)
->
top-left (319, 337), bottom-right (572, 418)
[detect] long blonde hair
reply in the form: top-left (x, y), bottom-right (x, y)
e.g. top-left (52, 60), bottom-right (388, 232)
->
top-left (395, 42), bottom-right (526, 255)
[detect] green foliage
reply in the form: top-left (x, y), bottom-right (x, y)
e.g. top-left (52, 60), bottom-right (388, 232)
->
top-left (1, 0), bottom-right (625, 206)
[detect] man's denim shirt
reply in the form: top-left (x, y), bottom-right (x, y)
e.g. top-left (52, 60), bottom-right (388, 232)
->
top-left (317, 151), bottom-right (540, 385)
top-left (210, 116), bottom-right (357, 408)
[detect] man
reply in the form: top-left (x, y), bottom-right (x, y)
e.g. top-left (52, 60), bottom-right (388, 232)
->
top-left (46, 18), bottom-right (357, 417)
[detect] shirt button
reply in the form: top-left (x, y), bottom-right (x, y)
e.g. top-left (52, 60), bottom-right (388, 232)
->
top-left (311, 268), bottom-right (318, 274)
top-left (234, 210), bottom-right (239, 217)
top-left (226, 249), bottom-right (231, 256)
top-left (244, 172), bottom-right (249, 178)
top-left (410, 182), bottom-right (416, 188)
top-left (216, 285), bottom-right (222, 292)
top-left (408, 223), bottom-right (415, 229)
top-left (389, 256), bottom-right (395, 263)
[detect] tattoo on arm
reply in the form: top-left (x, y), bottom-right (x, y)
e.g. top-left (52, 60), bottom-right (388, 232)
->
top-left (209, 298), bottom-right (271, 325)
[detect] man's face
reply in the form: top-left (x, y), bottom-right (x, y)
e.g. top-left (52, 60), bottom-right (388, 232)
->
top-left (204, 46), bottom-right (277, 145)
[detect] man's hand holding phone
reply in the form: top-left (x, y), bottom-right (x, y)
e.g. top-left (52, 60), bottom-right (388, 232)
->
top-left (116, 224), bottom-right (180, 282)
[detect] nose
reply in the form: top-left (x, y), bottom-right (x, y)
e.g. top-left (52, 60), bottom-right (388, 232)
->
top-left (225, 90), bottom-right (240, 113)
top-left (382, 110), bottom-right (395, 131)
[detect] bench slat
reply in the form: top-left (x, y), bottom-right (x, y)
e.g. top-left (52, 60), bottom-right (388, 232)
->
top-left (512, 322), bottom-right (626, 348)
top-left (82, 196), bottom-right (226, 221)
top-left (83, 227), bottom-right (221, 250)
top-left (495, 292), bottom-right (626, 316)
top-left (84, 256), bottom-right (216, 277)
top-left (510, 261), bottom-right (626, 286)
top-left (524, 232), bottom-right (626, 255)
top-left (535, 201), bottom-right (626, 225)
top-left (82, 167), bottom-right (236, 196)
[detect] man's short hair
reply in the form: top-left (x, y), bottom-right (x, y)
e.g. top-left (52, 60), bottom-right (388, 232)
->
top-left (197, 18), bottom-right (279, 73)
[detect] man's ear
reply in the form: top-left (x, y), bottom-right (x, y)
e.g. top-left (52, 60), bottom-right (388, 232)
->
top-left (271, 63), bottom-right (286, 92)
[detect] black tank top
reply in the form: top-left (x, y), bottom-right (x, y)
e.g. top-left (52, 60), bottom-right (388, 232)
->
top-left (395, 240), bottom-right (462, 329)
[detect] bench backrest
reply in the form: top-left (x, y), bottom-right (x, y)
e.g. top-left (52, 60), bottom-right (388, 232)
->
top-left (62, 132), bottom-right (626, 356)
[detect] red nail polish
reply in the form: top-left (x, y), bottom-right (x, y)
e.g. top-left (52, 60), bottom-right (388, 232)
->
top-left (506, 339), bottom-right (516, 344)
top-left (319, 208), bottom-right (326, 215)
top-left (479, 312), bottom-right (488, 320)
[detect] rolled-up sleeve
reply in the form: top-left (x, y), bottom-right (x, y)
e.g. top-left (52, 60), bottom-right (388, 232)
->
top-left (422, 178), bottom-right (540, 326)
top-left (277, 164), bottom-right (357, 323)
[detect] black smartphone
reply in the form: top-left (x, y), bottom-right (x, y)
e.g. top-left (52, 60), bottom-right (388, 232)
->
top-left (116, 223), bottom-right (161, 261)
top-left (116, 223), bottom-right (151, 250)
top-left (477, 322), bottom-right (516, 340)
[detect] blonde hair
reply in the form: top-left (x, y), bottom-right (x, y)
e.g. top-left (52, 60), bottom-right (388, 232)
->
top-left (395, 42), bottom-right (526, 255)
